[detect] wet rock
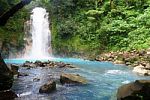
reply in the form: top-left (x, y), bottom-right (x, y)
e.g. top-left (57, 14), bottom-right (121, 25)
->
top-left (60, 73), bottom-right (87, 84)
top-left (33, 78), bottom-right (40, 82)
top-left (0, 90), bottom-right (18, 100)
top-left (117, 80), bottom-right (150, 100)
top-left (65, 64), bottom-right (77, 69)
top-left (57, 62), bottom-right (66, 68)
top-left (23, 61), bottom-right (35, 67)
top-left (46, 61), bottom-right (56, 68)
top-left (18, 72), bottom-right (29, 77)
top-left (10, 64), bottom-right (19, 75)
top-left (133, 64), bottom-right (150, 76)
top-left (39, 81), bottom-right (56, 93)
top-left (35, 61), bottom-right (45, 67)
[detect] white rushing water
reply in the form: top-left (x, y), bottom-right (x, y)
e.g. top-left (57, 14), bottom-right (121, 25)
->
top-left (24, 7), bottom-right (51, 59)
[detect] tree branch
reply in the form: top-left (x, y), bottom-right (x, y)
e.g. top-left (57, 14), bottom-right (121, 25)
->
top-left (0, 0), bottom-right (32, 26)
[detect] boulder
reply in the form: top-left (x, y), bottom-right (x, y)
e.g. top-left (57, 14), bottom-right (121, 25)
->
top-left (133, 65), bottom-right (150, 76)
top-left (35, 61), bottom-right (45, 67)
top-left (145, 63), bottom-right (150, 68)
top-left (39, 81), bottom-right (56, 93)
top-left (60, 73), bottom-right (87, 84)
top-left (57, 62), bottom-right (66, 68)
top-left (10, 64), bottom-right (19, 75)
top-left (22, 61), bottom-right (35, 67)
top-left (117, 80), bottom-right (150, 100)
top-left (0, 90), bottom-right (18, 100)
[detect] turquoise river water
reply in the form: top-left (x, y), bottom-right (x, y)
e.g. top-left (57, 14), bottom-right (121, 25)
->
top-left (5, 58), bottom-right (150, 100)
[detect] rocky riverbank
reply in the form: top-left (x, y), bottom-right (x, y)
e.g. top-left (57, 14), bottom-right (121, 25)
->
top-left (9, 60), bottom-right (88, 99)
top-left (94, 49), bottom-right (150, 99)
top-left (95, 49), bottom-right (150, 75)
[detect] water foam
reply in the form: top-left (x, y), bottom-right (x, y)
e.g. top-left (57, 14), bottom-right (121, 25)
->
top-left (18, 91), bottom-right (32, 97)
top-left (105, 70), bottom-right (126, 75)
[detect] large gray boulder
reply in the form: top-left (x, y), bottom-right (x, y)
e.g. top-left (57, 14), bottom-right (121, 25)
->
top-left (117, 80), bottom-right (150, 100)
top-left (39, 81), bottom-right (56, 93)
top-left (60, 73), bottom-right (87, 84)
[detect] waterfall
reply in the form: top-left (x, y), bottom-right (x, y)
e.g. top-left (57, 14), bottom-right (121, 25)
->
top-left (24, 7), bottom-right (52, 59)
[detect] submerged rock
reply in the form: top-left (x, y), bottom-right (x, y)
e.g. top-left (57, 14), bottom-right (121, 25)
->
top-left (60, 73), bottom-right (87, 84)
top-left (117, 80), bottom-right (150, 100)
top-left (0, 90), bottom-right (18, 100)
top-left (33, 78), bottom-right (40, 82)
top-left (39, 81), bottom-right (56, 93)
top-left (18, 72), bottom-right (29, 77)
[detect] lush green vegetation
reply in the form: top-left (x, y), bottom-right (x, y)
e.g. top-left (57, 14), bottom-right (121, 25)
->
top-left (50, 0), bottom-right (150, 57)
top-left (0, 0), bottom-right (29, 57)
top-left (1, 0), bottom-right (150, 58)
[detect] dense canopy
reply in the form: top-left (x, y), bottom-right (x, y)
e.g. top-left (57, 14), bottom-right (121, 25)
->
top-left (0, 0), bottom-right (150, 58)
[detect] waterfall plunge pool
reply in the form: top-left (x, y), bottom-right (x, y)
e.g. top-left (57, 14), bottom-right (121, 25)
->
top-left (5, 58), bottom-right (150, 100)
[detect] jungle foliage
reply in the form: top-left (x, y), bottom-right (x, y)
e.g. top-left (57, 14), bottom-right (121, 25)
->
top-left (49, 0), bottom-right (150, 57)
top-left (0, 0), bottom-right (150, 57)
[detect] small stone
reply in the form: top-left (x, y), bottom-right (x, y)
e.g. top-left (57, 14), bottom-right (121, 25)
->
top-left (114, 60), bottom-right (124, 64)
top-left (125, 62), bottom-right (131, 66)
top-left (33, 78), bottom-right (40, 82)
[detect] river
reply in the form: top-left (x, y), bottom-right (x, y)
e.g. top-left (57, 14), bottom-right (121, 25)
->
top-left (5, 58), bottom-right (150, 100)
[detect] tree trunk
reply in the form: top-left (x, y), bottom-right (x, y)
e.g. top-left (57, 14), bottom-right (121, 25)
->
top-left (0, 53), bottom-right (13, 91)
top-left (0, 0), bottom-right (32, 91)
top-left (0, 0), bottom-right (32, 26)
